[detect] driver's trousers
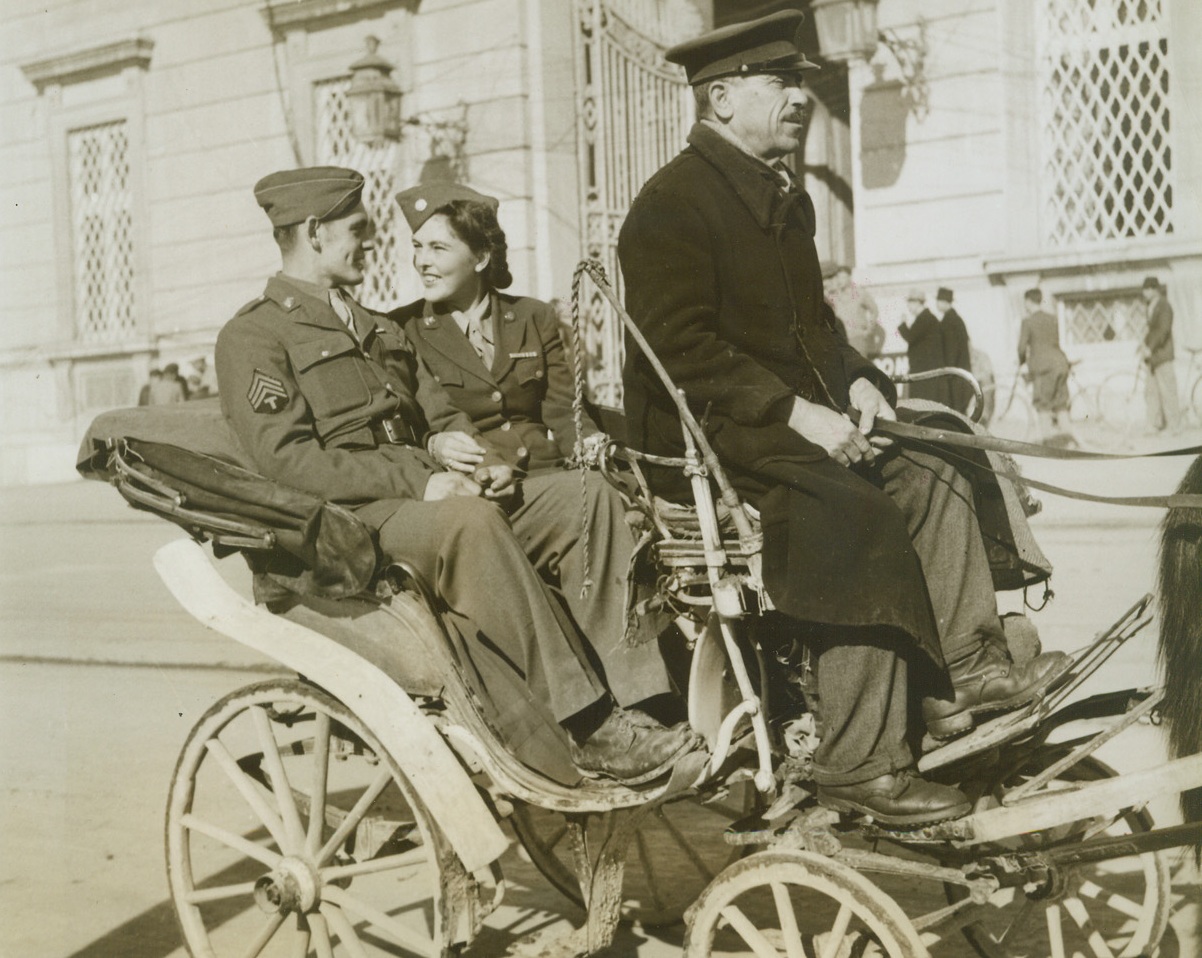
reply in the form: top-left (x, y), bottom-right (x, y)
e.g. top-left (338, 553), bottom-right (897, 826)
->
top-left (803, 446), bottom-right (1005, 786)
top-left (368, 470), bottom-right (673, 722)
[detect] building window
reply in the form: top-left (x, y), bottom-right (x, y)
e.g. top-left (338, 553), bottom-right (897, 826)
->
top-left (1059, 289), bottom-right (1146, 347)
top-left (1038, 0), bottom-right (1173, 246)
top-left (68, 119), bottom-right (136, 343)
top-left (314, 76), bottom-right (402, 310)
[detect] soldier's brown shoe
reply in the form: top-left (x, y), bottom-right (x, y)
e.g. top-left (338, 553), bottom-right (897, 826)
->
top-left (569, 708), bottom-right (699, 785)
top-left (818, 770), bottom-right (971, 827)
top-left (923, 642), bottom-right (1073, 739)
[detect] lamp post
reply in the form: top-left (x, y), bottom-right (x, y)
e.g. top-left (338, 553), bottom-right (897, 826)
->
top-left (346, 36), bottom-right (402, 145)
top-left (810, 0), bottom-right (880, 63)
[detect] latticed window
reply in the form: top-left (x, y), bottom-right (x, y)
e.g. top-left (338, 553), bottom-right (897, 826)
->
top-left (1059, 290), bottom-right (1146, 347)
top-left (314, 77), bottom-right (403, 310)
top-left (1037, 0), bottom-right (1173, 246)
top-left (69, 120), bottom-right (135, 343)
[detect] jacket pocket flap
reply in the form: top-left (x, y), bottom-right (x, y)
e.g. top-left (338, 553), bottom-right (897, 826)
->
top-left (288, 335), bottom-right (358, 373)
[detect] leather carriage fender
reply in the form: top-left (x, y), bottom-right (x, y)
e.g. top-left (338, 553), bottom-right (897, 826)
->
top-left (153, 537), bottom-right (509, 873)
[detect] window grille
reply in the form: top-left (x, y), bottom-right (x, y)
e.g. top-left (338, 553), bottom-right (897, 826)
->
top-left (68, 120), bottom-right (136, 343)
top-left (1037, 0), bottom-right (1173, 246)
top-left (314, 77), bottom-right (402, 310)
top-left (1058, 290), bottom-right (1146, 347)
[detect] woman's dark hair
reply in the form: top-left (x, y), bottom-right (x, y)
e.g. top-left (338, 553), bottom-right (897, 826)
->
top-left (435, 199), bottom-right (513, 290)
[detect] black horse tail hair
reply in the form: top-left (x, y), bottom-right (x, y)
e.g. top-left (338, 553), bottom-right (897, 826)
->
top-left (1158, 454), bottom-right (1202, 827)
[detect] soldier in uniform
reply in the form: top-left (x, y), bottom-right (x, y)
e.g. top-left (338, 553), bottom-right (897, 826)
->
top-left (618, 12), bottom-right (1070, 824)
top-left (215, 166), bottom-right (693, 785)
top-left (387, 182), bottom-right (603, 475)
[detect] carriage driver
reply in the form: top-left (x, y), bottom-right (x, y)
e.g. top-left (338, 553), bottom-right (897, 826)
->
top-left (215, 167), bottom-right (698, 786)
top-left (618, 11), bottom-right (1073, 825)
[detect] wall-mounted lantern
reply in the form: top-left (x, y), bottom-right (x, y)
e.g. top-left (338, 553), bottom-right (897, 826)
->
top-left (811, 0), bottom-right (928, 119)
top-left (810, 0), bottom-right (880, 62)
top-left (346, 36), bottom-right (402, 145)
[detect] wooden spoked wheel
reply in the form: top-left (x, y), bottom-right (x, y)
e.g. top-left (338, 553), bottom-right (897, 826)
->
top-left (510, 780), bottom-right (757, 928)
top-left (681, 848), bottom-right (928, 957)
top-left (166, 680), bottom-right (458, 957)
top-left (948, 755), bottom-right (1171, 958)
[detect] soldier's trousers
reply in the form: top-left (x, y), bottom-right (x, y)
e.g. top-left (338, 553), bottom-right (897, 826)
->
top-left (372, 470), bottom-right (672, 722)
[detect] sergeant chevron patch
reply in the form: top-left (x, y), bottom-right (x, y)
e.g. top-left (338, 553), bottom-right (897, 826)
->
top-left (248, 369), bottom-right (288, 413)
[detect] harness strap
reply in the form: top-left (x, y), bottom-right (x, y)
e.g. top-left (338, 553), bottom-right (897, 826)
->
top-left (874, 420), bottom-right (1202, 510)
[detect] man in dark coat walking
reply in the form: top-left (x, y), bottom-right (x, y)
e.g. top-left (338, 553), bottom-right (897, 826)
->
top-left (619, 11), bottom-right (1069, 824)
top-left (898, 290), bottom-right (945, 404)
top-left (932, 287), bottom-right (974, 414)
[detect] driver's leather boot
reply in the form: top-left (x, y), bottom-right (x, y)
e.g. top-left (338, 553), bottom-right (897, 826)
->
top-left (569, 707), bottom-right (700, 785)
top-left (818, 770), bottom-right (971, 827)
top-left (923, 641), bottom-right (1072, 739)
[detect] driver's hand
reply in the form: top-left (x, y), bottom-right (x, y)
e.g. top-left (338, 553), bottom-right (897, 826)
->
top-left (473, 464), bottom-right (516, 500)
top-left (428, 431), bottom-right (487, 473)
top-left (423, 471), bottom-right (482, 501)
top-left (785, 396), bottom-right (875, 467)
top-left (848, 378), bottom-right (897, 452)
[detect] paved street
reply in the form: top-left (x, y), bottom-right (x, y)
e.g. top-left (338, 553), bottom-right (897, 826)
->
top-left (1, 452), bottom-right (1200, 956)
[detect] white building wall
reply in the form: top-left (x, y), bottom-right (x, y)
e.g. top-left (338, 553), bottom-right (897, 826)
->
top-left (0, 0), bottom-right (581, 484)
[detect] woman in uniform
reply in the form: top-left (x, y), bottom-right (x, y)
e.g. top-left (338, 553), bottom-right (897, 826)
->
top-left (388, 183), bottom-right (604, 476)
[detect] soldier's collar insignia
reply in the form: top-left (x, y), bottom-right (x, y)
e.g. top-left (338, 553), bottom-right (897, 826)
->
top-left (248, 369), bottom-right (288, 413)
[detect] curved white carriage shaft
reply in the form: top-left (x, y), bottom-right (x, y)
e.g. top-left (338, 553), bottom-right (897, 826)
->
top-left (154, 536), bottom-right (508, 872)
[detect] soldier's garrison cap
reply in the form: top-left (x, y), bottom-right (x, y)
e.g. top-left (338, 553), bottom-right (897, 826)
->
top-left (254, 166), bottom-right (365, 228)
top-left (666, 10), bottom-right (818, 86)
top-left (394, 182), bottom-right (500, 234)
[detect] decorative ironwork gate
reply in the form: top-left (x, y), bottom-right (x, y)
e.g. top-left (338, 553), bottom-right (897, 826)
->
top-left (315, 77), bottom-right (404, 311)
top-left (574, 0), bottom-right (697, 407)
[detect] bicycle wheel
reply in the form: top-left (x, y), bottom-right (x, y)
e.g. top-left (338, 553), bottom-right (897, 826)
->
top-left (989, 381), bottom-right (1036, 441)
top-left (1095, 370), bottom-right (1143, 442)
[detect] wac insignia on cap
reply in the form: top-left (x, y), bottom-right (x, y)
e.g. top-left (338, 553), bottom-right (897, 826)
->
top-left (248, 369), bottom-right (288, 413)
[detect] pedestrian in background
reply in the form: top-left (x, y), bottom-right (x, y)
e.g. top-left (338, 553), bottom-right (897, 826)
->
top-left (1017, 288), bottom-right (1072, 442)
top-left (161, 362), bottom-right (190, 401)
top-left (138, 368), bottom-right (159, 406)
top-left (823, 263), bottom-right (884, 358)
top-left (898, 289), bottom-right (946, 404)
top-left (1141, 275), bottom-right (1180, 433)
top-left (932, 287), bottom-right (974, 415)
top-left (148, 365), bottom-right (185, 404)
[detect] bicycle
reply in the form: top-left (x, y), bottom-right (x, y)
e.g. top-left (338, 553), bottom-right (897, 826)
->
top-left (987, 360), bottom-right (1097, 442)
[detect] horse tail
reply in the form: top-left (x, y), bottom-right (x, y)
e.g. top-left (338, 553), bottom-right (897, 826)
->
top-left (1158, 454), bottom-right (1202, 825)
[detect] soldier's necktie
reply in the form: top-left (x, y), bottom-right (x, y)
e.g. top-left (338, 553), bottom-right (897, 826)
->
top-left (329, 288), bottom-right (357, 337)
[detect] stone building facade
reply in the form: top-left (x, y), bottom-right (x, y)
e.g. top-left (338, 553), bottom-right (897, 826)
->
top-left (1, 0), bottom-right (1197, 482)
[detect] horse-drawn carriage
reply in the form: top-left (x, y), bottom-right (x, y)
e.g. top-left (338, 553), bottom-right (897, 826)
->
top-left (79, 264), bottom-right (1202, 957)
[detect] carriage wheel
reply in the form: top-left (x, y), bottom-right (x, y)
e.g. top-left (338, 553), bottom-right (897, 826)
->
top-left (166, 679), bottom-right (459, 957)
top-left (682, 848), bottom-right (929, 957)
top-left (510, 780), bottom-right (757, 928)
top-left (948, 754), bottom-right (1171, 958)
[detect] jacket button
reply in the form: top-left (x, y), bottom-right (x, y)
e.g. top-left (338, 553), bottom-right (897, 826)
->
top-left (491, 390), bottom-right (502, 402)
top-left (321, 350), bottom-right (330, 357)
top-left (535, 369), bottom-right (544, 379)
top-left (517, 447), bottom-right (528, 458)
top-left (504, 311), bottom-right (515, 321)
top-left (500, 421), bottom-right (511, 431)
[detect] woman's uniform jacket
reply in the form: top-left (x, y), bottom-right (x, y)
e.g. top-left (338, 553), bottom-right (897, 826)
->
top-left (617, 124), bottom-right (1044, 661)
top-left (390, 293), bottom-right (600, 474)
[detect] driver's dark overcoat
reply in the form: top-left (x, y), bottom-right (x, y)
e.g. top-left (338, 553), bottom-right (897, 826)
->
top-left (619, 123), bottom-right (941, 661)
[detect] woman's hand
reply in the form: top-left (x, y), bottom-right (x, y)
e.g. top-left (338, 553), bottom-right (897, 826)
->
top-left (473, 465), bottom-right (516, 499)
top-left (428, 431), bottom-right (487, 473)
